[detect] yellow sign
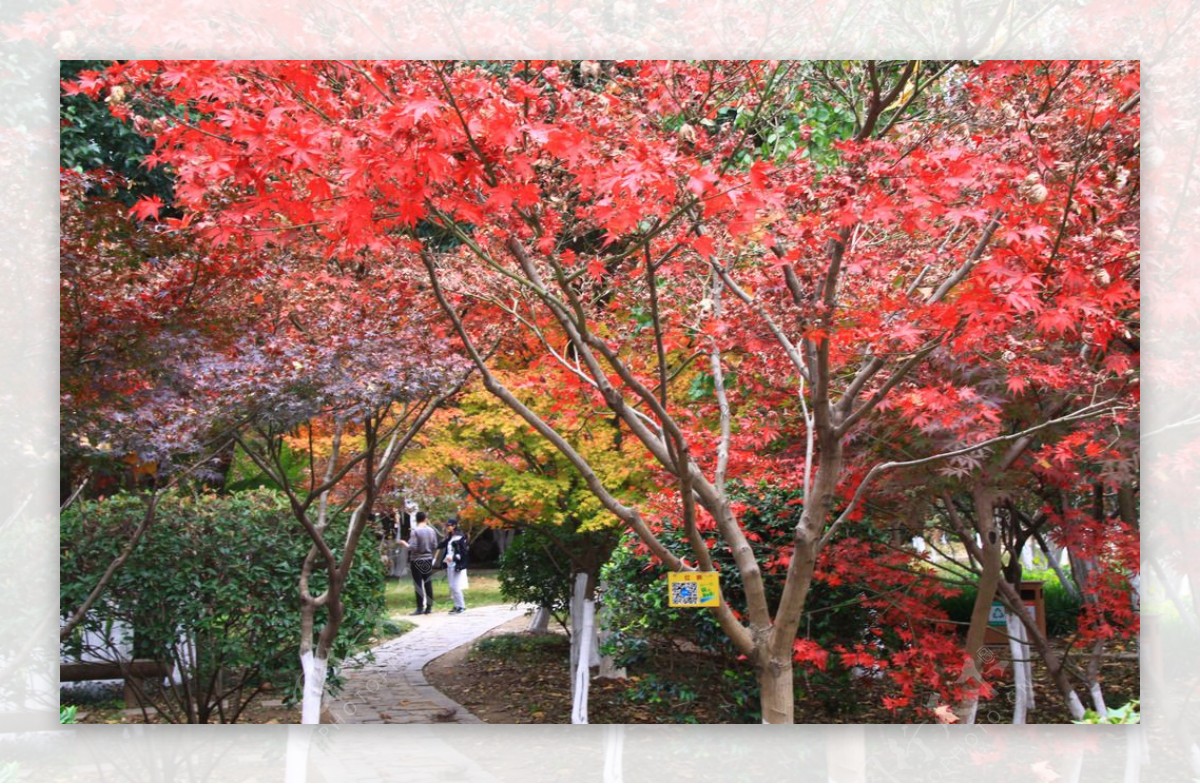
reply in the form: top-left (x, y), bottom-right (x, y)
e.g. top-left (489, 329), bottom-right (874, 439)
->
top-left (668, 571), bottom-right (720, 607)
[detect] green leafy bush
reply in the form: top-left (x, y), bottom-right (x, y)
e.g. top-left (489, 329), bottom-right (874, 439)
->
top-left (940, 571), bottom-right (1081, 637)
top-left (498, 526), bottom-right (616, 631)
top-left (1074, 700), bottom-right (1139, 724)
top-left (474, 633), bottom-right (565, 659)
top-left (61, 489), bottom-right (384, 722)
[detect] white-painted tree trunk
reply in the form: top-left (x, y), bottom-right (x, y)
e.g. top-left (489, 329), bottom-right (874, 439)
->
top-left (1040, 537), bottom-right (1080, 600)
top-left (572, 598), bottom-right (595, 724)
top-left (300, 650), bottom-right (328, 725)
top-left (527, 605), bottom-right (551, 633)
top-left (568, 572), bottom-right (595, 724)
top-left (569, 573), bottom-right (585, 683)
top-left (495, 529), bottom-right (515, 558)
top-left (961, 695), bottom-right (979, 725)
top-left (284, 724), bottom-right (311, 783)
top-left (1123, 727), bottom-right (1145, 782)
top-left (1090, 681), bottom-right (1108, 717)
top-left (1006, 610), bottom-right (1034, 724)
top-left (588, 610), bottom-right (602, 669)
top-left (603, 724), bottom-right (625, 783)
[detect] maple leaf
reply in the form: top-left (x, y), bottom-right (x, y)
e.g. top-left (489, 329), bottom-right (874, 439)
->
top-left (1102, 352), bottom-right (1133, 375)
top-left (687, 166), bottom-right (717, 196)
top-left (792, 639), bottom-right (829, 671)
top-left (691, 235), bottom-right (716, 259)
top-left (933, 704), bottom-right (959, 724)
top-left (1036, 308), bottom-right (1076, 335)
top-left (402, 96), bottom-right (443, 125)
top-left (129, 195), bottom-right (164, 221)
top-left (544, 127), bottom-right (589, 163)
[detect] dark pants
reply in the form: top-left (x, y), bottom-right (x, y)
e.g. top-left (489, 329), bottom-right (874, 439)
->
top-left (410, 558), bottom-right (434, 612)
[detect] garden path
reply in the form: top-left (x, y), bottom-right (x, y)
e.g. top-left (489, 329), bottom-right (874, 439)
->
top-left (325, 603), bottom-right (529, 724)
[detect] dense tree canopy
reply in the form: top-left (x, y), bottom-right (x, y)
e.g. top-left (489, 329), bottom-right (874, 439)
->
top-left (66, 59), bottom-right (1139, 723)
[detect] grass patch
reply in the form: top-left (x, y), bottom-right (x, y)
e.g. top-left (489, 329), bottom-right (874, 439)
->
top-left (376, 617), bottom-right (416, 639)
top-left (385, 568), bottom-right (509, 616)
top-left (474, 633), bottom-right (565, 659)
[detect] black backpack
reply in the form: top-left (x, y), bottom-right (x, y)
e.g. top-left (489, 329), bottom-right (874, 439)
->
top-left (452, 536), bottom-right (470, 569)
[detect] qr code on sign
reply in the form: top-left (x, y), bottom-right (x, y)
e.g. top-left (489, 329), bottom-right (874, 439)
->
top-left (671, 581), bottom-right (699, 605)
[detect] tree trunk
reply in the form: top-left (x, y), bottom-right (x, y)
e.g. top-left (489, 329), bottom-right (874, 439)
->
top-left (1086, 639), bottom-right (1109, 716)
top-left (495, 529), bottom-right (515, 558)
top-left (300, 649), bottom-right (328, 725)
top-left (569, 572), bottom-right (585, 677)
top-left (995, 579), bottom-right (1087, 720)
top-left (602, 725), bottom-right (625, 783)
top-left (571, 575), bottom-right (595, 725)
top-left (1006, 610), bottom-right (1034, 724)
top-left (757, 654), bottom-right (795, 724)
top-left (297, 595), bottom-right (327, 725)
top-left (284, 724), bottom-right (311, 783)
top-left (957, 487), bottom-right (1003, 723)
top-left (1037, 533), bottom-right (1080, 600)
top-left (528, 605), bottom-right (551, 633)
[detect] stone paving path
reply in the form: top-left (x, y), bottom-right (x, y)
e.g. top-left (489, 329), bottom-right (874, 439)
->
top-left (325, 603), bottom-right (529, 724)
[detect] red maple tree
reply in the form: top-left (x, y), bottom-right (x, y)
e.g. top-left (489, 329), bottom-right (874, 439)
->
top-left (81, 59), bottom-right (1138, 723)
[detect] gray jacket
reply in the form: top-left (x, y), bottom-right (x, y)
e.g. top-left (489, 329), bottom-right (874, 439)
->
top-left (407, 524), bottom-right (438, 560)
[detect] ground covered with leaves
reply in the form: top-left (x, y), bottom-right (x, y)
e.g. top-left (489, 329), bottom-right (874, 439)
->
top-left (425, 621), bottom-right (1139, 724)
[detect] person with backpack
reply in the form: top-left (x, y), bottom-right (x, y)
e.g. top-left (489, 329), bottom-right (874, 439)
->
top-left (437, 518), bottom-right (470, 614)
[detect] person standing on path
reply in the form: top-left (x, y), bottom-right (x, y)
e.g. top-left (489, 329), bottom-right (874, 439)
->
top-left (399, 511), bottom-right (438, 614)
top-left (437, 518), bottom-right (470, 614)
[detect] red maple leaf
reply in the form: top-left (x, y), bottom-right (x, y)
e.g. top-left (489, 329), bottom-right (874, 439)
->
top-left (129, 195), bottom-right (164, 222)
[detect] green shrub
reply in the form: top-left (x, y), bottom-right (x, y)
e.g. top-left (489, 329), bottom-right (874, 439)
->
top-left (939, 573), bottom-right (1081, 637)
top-left (1074, 700), bottom-right (1139, 724)
top-left (498, 526), bottom-right (617, 631)
top-left (61, 489), bottom-right (384, 723)
top-left (474, 633), bottom-right (565, 659)
top-left (1042, 578), bottom-right (1082, 636)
